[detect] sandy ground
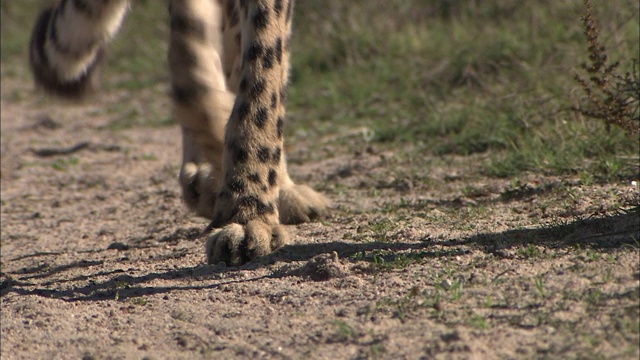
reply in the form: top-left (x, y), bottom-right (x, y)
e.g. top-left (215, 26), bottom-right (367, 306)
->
top-left (1, 78), bottom-right (639, 359)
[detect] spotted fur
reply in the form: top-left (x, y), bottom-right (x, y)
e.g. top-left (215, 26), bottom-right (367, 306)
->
top-left (29, 0), bottom-right (330, 265)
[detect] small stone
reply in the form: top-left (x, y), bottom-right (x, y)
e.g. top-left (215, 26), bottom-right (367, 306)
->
top-left (107, 242), bottom-right (129, 251)
top-left (439, 279), bottom-right (452, 290)
top-left (440, 331), bottom-right (460, 343)
top-left (297, 252), bottom-right (347, 281)
top-left (434, 301), bottom-right (444, 312)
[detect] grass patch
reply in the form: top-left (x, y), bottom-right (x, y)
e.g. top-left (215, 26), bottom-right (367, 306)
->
top-left (290, 0), bottom-right (639, 179)
top-left (330, 320), bottom-right (357, 343)
top-left (350, 249), bottom-right (434, 272)
top-left (50, 157), bottom-right (79, 172)
top-left (1, 1), bottom-right (638, 176)
top-left (468, 313), bottom-right (489, 329)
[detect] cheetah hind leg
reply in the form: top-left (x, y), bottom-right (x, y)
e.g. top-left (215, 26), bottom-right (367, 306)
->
top-left (178, 131), bottom-right (223, 220)
top-left (278, 178), bottom-right (331, 225)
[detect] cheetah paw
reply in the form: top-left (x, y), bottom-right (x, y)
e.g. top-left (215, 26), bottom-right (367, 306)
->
top-left (205, 221), bottom-right (289, 265)
top-left (278, 183), bottom-right (331, 225)
top-left (179, 161), bottom-right (219, 219)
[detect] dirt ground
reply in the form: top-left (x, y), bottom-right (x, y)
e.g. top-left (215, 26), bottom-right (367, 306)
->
top-left (1, 75), bottom-right (639, 359)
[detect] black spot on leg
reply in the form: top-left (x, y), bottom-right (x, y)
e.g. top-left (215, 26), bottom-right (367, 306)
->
top-left (274, 0), bottom-right (284, 17)
top-left (257, 146), bottom-right (270, 163)
top-left (256, 200), bottom-right (275, 215)
top-left (274, 38), bottom-right (283, 64)
top-left (249, 78), bottom-right (266, 98)
top-left (229, 141), bottom-right (248, 163)
top-left (239, 195), bottom-right (259, 209)
top-left (268, 169), bottom-right (278, 187)
top-left (232, 101), bottom-right (250, 122)
top-left (271, 92), bottom-right (278, 109)
top-left (272, 147), bottom-right (282, 164)
top-left (244, 42), bottom-right (264, 65)
top-left (228, 177), bottom-right (247, 193)
top-left (235, 148), bottom-right (249, 164)
top-left (237, 104), bottom-right (250, 122)
top-left (248, 173), bottom-right (261, 184)
top-left (238, 195), bottom-right (276, 215)
top-left (254, 107), bottom-right (268, 128)
top-left (263, 47), bottom-right (275, 69)
top-left (240, 75), bottom-right (266, 99)
top-left (276, 116), bottom-right (284, 138)
top-left (252, 5), bottom-right (270, 31)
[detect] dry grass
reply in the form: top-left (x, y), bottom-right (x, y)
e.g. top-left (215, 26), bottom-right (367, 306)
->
top-left (573, 0), bottom-right (640, 138)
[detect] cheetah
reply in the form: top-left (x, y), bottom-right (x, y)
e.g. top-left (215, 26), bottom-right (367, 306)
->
top-left (29, 0), bottom-right (329, 265)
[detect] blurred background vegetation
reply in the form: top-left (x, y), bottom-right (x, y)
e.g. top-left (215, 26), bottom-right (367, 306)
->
top-left (1, 0), bottom-right (638, 181)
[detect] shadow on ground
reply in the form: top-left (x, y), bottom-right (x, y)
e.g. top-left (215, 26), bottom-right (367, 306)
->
top-left (2, 208), bottom-right (637, 302)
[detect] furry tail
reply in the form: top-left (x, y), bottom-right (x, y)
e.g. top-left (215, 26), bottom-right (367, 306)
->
top-left (29, 0), bottom-right (129, 99)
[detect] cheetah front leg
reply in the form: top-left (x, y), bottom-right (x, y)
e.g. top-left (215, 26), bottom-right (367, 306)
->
top-left (205, 0), bottom-right (303, 265)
